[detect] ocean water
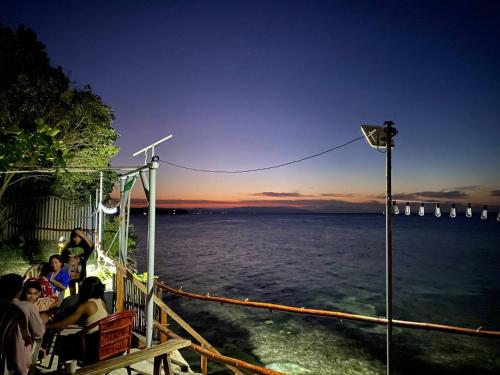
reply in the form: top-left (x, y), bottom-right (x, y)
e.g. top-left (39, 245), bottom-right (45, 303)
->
top-left (132, 214), bottom-right (500, 374)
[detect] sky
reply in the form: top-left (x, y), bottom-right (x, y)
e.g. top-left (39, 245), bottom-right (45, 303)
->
top-left (2, 0), bottom-right (500, 211)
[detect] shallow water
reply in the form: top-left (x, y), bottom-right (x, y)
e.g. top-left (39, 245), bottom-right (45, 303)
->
top-left (132, 214), bottom-right (500, 374)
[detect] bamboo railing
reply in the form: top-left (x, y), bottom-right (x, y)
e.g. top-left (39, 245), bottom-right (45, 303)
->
top-left (154, 323), bottom-right (286, 375)
top-left (115, 263), bottom-right (285, 375)
top-left (155, 281), bottom-right (500, 339)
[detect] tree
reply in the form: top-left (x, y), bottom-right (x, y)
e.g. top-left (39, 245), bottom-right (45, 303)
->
top-left (0, 25), bottom-right (119, 206)
top-left (0, 118), bottom-right (68, 203)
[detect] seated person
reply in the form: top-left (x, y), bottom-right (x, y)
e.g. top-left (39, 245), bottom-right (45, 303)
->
top-left (21, 279), bottom-right (59, 312)
top-left (46, 254), bottom-right (70, 300)
top-left (46, 277), bottom-right (108, 364)
top-left (0, 273), bottom-right (47, 375)
top-left (61, 228), bottom-right (95, 295)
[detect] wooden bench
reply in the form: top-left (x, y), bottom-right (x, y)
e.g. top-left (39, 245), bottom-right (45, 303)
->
top-left (76, 339), bottom-right (191, 375)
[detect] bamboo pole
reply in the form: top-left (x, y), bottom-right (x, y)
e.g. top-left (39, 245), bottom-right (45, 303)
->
top-left (156, 281), bottom-right (500, 339)
top-left (201, 343), bottom-right (208, 375)
top-left (155, 323), bottom-right (287, 375)
top-left (115, 266), bottom-right (124, 312)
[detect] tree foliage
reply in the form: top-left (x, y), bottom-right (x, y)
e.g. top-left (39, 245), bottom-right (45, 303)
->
top-left (0, 25), bottom-right (119, 205)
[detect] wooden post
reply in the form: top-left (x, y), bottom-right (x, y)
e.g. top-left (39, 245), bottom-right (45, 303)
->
top-left (115, 267), bottom-right (124, 312)
top-left (201, 344), bottom-right (208, 375)
top-left (160, 310), bottom-right (168, 343)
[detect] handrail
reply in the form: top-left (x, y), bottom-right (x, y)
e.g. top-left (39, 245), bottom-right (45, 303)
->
top-left (154, 322), bottom-right (287, 375)
top-left (116, 263), bottom-right (245, 375)
top-left (76, 339), bottom-right (191, 375)
top-left (156, 281), bottom-right (500, 339)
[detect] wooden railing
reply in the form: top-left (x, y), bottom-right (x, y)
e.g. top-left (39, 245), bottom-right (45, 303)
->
top-left (156, 280), bottom-right (500, 339)
top-left (115, 263), bottom-right (286, 375)
top-left (76, 339), bottom-right (191, 375)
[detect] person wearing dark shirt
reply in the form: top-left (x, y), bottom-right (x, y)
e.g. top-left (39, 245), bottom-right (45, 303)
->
top-left (61, 228), bottom-right (95, 294)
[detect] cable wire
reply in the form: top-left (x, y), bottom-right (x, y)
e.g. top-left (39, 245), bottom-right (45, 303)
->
top-left (159, 134), bottom-right (366, 174)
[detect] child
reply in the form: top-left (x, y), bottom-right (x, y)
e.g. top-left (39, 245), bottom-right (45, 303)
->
top-left (21, 279), bottom-right (59, 312)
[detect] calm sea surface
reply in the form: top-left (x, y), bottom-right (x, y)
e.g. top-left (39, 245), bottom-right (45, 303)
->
top-left (132, 214), bottom-right (500, 375)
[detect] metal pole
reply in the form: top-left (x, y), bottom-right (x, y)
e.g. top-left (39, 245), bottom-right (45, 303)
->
top-left (146, 158), bottom-right (159, 347)
top-left (385, 121), bottom-right (394, 375)
top-left (119, 178), bottom-right (126, 265)
top-left (94, 188), bottom-right (99, 245)
top-left (98, 172), bottom-right (104, 253)
top-left (124, 191), bottom-right (132, 262)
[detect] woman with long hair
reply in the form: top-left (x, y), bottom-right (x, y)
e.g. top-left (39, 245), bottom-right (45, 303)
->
top-left (47, 277), bottom-right (109, 364)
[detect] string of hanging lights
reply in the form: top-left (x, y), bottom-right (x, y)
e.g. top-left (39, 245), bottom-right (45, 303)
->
top-left (390, 200), bottom-right (499, 221)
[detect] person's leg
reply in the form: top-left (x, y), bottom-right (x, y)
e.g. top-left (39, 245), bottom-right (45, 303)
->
top-left (54, 333), bottom-right (83, 368)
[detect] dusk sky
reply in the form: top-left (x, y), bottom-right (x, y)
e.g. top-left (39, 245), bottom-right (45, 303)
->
top-left (3, 1), bottom-right (500, 211)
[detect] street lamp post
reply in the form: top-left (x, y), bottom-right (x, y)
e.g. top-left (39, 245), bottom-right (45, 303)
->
top-left (361, 121), bottom-right (398, 375)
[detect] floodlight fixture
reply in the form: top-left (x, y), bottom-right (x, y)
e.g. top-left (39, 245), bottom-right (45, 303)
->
top-left (132, 134), bottom-right (173, 163)
top-left (361, 124), bottom-right (396, 148)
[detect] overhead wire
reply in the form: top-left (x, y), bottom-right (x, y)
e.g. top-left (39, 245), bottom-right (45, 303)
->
top-left (159, 134), bottom-right (367, 174)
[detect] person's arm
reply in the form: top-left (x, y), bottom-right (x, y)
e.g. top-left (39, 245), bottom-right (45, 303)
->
top-left (47, 303), bottom-right (88, 330)
top-left (75, 229), bottom-right (94, 249)
top-left (27, 304), bottom-right (46, 338)
top-left (77, 230), bottom-right (95, 259)
top-left (50, 270), bottom-right (70, 291)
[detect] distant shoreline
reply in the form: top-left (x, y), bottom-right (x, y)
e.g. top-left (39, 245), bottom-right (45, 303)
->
top-left (130, 207), bottom-right (385, 215)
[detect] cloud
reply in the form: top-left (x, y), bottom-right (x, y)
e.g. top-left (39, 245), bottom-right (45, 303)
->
top-left (252, 192), bottom-right (310, 198)
top-left (320, 193), bottom-right (354, 197)
top-left (491, 190), bottom-right (500, 197)
top-left (414, 190), bottom-right (468, 199)
top-left (392, 190), bottom-right (468, 201)
top-left (453, 185), bottom-right (480, 192)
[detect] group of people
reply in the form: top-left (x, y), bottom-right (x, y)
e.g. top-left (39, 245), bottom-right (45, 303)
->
top-left (0, 229), bottom-right (109, 375)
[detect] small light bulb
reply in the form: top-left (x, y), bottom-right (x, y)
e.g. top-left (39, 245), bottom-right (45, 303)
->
top-left (435, 203), bottom-right (441, 218)
top-left (393, 201), bottom-right (399, 215)
top-left (405, 202), bottom-right (411, 216)
top-left (419, 203), bottom-right (425, 216)
top-left (497, 210), bottom-right (500, 222)
top-left (466, 203), bottom-right (472, 218)
top-left (481, 205), bottom-right (488, 220)
top-left (450, 203), bottom-right (456, 218)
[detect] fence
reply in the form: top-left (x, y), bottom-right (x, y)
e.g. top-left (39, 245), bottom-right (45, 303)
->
top-left (1, 195), bottom-right (95, 242)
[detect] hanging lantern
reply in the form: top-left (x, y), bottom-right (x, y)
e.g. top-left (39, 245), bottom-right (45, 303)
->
top-left (435, 203), bottom-right (441, 218)
top-left (481, 205), bottom-right (488, 220)
top-left (393, 201), bottom-right (399, 215)
top-left (466, 203), bottom-right (472, 218)
top-left (405, 202), bottom-right (411, 215)
top-left (450, 203), bottom-right (456, 218)
top-left (419, 203), bottom-right (425, 216)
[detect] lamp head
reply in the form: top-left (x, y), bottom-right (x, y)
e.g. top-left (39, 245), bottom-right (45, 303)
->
top-left (361, 125), bottom-right (396, 148)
